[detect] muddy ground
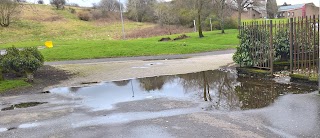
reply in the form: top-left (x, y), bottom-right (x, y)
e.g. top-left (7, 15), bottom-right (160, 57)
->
top-left (1, 65), bottom-right (73, 97)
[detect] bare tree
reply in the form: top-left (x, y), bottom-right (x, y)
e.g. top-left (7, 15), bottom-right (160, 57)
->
top-left (0, 0), bottom-right (20, 27)
top-left (50, 0), bottom-right (66, 10)
top-left (231, 0), bottom-right (257, 28)
top-left (99, 0), bottom-right (121, 13)
top-left (127, 0), bottom-right (156, 22)
top-left (213, 0), bottom-right (233, 33)
top-left (266, 0), bottom-right (277, 19)
top-left (154, 1), bottom-right (179, 34)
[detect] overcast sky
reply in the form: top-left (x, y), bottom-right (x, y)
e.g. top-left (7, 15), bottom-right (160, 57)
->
top-left (27, 0), bottom-right (319, 7)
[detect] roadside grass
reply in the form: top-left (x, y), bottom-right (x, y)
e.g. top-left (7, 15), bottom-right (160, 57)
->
top-left (39, 29), bottom-right (238, 61)
top-left (0, 4), bottom-right (239, 61)
top-left (0, 79), bottom-right (31, 94)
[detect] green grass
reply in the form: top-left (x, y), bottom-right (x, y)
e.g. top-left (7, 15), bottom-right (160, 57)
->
top-left (0, 79), bottom-right (31, 93)
top-left (1, 29), bottom-right (238, 61)
top-left (0, 4), bottom-right (239, 61)
top-left (290, 74), bottom-right (318, 82)
top-left (38, 29), bottom-right (238, 61)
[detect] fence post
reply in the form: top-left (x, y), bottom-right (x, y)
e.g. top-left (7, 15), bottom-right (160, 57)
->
top-left (269, 20), bottom-right (273, 75)
top-left (289, 18), bottom-right (294, 73)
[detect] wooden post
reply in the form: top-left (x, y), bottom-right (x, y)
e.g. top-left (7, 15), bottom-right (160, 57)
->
top-left (269, 20), bottom-right (273, 75)
top-left (290, 18), bottom-right (294, 73)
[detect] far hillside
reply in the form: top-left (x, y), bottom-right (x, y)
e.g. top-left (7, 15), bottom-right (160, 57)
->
top-left (0, 4), bottom-right (191, 48)
top-left (0, 2), bottom-right (239, 62)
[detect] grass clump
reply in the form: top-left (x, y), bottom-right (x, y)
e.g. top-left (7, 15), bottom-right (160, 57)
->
top-left (0, 79), bottom-right (31, 93)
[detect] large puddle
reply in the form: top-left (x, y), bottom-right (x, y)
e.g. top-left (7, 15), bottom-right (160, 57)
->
top-left (50, 69), bottom-right (316, 111)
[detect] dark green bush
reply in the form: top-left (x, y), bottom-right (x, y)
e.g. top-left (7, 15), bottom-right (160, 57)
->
top-left (1, 47), bottom-right (44, 81)
top-left (233, 26), bottom-right (269, 67)
top-left (274, 29), bottom-right (289, 61)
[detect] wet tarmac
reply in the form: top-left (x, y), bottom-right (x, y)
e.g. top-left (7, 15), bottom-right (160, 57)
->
top-left (50, 69), bottom-right (316, 111)
top-left (0, 68), bottom-right (319, 137)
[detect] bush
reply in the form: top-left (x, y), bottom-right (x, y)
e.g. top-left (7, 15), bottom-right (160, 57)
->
top-left (233, 26), bottom-right (269, 67)
top-left (91, 10), bottom-right (105, 20)
top-left (69, 8), bottom-right (76, 14)
top-left (37, 0), bottom-right (44, 4)
top-left (274, 29), bottom-right (289, 61)
top-left (77, 11), bottom-right (91, 21)
top-left (1, 47), bottom-right (44, 82)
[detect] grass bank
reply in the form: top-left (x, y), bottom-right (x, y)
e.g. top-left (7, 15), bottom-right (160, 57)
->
top-left (40, 29), bottom-right (238, 61)
top-left (0, 4), bottom-right (239, 61)
top-left (0, 79), bottom-right (31, 94)
top-left (2, 29), bottom-right (238, 61)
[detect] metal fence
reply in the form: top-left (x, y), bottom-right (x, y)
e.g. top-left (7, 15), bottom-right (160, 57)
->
top-left (239, 16), bottom-right (319, 78)
top-left (290, 16), bottom-right (319, 78)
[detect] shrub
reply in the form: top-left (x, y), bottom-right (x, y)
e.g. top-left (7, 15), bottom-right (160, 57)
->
top-left (77, 11), bottom-right (91, 21)
top-left (233, 26), bottom-right (269, 67)
top-left (69, 8), bottom-right (76, 14)
top-left (1, 47), bottom-right (44, 82)
top-left (50, 0), bottom-right (66, 10)
top-left (37, 0), bottom-right (44, 4)
top-left (274, 29), bottom-right (289, 61)
top-left (91, 10), bottom-right (105, 20)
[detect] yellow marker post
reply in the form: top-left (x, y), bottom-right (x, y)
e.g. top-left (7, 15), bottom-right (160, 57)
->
top-left (45, 41), bottom-right (53, 48)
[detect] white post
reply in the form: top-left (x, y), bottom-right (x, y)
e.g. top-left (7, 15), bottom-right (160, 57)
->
top-left (210, 18), bottom-right (212, 31)
top-left (193, 20), bottom-right (197, 32)
top-left (119, 0), bottom-right (126, 40)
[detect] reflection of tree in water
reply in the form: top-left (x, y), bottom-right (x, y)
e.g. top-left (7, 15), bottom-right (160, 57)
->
top-left (138, 76), bottom-right (174, 91)
top-left (178, 70), bottom-right (240, 110)
top-left (113, 80), bottom-right (130, 86)
top-left (69, 87), bottom-right (81, 92)
top-left (235, 77), bottom-right (316, 110)
top-left (235, 78), bottom-right (278, 110)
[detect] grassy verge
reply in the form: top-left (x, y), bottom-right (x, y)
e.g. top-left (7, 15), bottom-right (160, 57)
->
top-left (2, 29), bottom-right (238, 61)
top-left (0, 79), bottom-right (31, 94)
top-left (42, 30), bottom-right (237, 61)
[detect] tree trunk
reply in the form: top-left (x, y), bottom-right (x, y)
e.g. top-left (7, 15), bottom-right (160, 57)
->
top-left (197, 0), bottom-right (204, 38)
top-left (238, 9), bottom-right (241, 29)
top-left (220, 1), bottom-right (225, 34)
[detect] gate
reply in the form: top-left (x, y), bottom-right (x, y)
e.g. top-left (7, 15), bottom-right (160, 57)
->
top-left (239, 16), bottom-right (319, 79)
top-left (289, 16), bottom-right (319, 78)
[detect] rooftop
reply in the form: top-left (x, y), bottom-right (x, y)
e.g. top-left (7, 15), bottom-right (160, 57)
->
top-left (278, 4), bottom-right (305, 12)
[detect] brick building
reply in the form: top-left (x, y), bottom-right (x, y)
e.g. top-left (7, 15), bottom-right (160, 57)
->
top-left (277, 3), bottom-right (319, 18)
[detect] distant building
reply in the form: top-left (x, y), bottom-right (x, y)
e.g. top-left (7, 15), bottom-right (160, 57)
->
top-left (230, 0), bottom-right (267, 20)
top-left (277, 3), bottom-right (319, 18)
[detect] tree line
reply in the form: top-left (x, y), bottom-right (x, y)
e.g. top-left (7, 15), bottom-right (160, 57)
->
top-left (0, 0), bottom-right (279, 38)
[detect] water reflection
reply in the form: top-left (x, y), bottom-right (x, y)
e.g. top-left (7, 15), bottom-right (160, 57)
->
top-left (50, 69), bottom-right (316, 111)
top-left (113, 80), bottom-right (130, 87)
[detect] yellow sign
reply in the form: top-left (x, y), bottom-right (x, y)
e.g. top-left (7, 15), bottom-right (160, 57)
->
top-left (45, 41), bottom-right (53, 48)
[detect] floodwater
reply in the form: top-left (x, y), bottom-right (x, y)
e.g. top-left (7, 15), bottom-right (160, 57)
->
top-left (50, 69), bottom-right (316, 111)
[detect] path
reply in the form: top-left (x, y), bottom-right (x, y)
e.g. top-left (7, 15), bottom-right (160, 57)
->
top-left (47, 50), bottom-right (236, 88)
top-left (45, 50), bottom-right (235, 65)
top-left (0, 49), bottom-right (319, 137)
